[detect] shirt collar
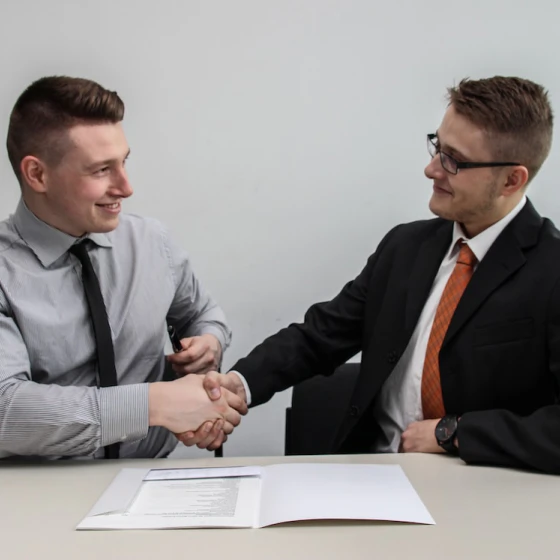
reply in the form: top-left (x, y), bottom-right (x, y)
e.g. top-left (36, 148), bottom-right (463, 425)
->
top-left (448, 195), bottom-right (527, 263)
top-left (12, 198), bottom-right (112, 268)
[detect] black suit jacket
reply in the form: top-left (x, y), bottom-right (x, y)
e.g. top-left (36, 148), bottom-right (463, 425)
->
top-left (233, 199), bottom-right (560, 473)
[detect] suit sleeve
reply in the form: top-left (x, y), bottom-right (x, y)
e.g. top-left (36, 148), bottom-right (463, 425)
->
top-left (232, 226), bottom-right (401, 407)
top-left (458, 276), bottom-right (560, 474)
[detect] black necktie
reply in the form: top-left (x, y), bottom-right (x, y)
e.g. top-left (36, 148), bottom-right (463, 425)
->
top-left (70, 242), bottom-right (120, 459)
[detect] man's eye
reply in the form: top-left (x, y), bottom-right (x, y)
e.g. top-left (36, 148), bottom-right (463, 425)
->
top-left (94, 166), bottom-right (110, 175)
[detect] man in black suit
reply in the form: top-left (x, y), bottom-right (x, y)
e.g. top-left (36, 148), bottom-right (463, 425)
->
top-left (178, 76), bottom-right (560, 474)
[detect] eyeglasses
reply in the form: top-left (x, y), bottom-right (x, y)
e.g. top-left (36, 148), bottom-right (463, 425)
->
top-left (427, 134), bottom-right (521, 175)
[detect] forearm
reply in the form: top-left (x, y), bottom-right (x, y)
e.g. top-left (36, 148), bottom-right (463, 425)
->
top-left (458, 406), bottom-right (560, 473)
top-left (0, 379), bottom-right (149, 457)
top-left (233, 323), bottom-right (333, 406)
top-left (232, 247), bottom-right (385, 406)
top-left (234, 298), bottom-right (365, 406)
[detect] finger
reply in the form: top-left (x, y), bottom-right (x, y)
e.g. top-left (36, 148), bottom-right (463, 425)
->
top-left (167, 352), bottom-right (187, 365)
top-left (180, 354), bottom-right (216, 374)
top-left (223, 388), bottom-right (248, 415)
top-left (180, 341), bottom-right (208, 363)
top-left (221, 406), bottom-right (241, 427)
top-left (166, 348), bottom-right (204, 366)
top-left (401, 439), bottom-right (413, 453)
top-left (179, 337), bottom-right (195, 350)
top-left (170, 356), bottom-right (216, 376)
top-left (203, 371), bottom-right (222, 400)
top-left (170, 361), bottom-right (206, 376)
top-left (165, 339), bottom-right (205, 365)
top-left (171, 363), bottom-right (191, 376)
top-left (176, 433), bottom-right (193, 446)
top-left (208, 433), bottom-right (227, 451)
top-left (175, 421), bottom-right (214, 446)
top-left (222, 421), bottom-right (235, 435)
top-left (189, 364), bottom-right (218, 375)
top-left (197, 420), bottom-right (224, 449)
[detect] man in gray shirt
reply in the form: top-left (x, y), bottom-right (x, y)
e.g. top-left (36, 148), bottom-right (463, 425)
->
top-left (0, 75), bottom-right (246, 459)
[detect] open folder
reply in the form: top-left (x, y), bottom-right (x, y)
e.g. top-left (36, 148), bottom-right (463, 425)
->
top-left (77, 463), bottom-right (435, 530)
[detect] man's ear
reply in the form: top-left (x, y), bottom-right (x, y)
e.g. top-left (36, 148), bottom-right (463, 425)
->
top-left (502, 165), bottom-right (529, 197)
top-left (20, 155), bottom-right (49, 193)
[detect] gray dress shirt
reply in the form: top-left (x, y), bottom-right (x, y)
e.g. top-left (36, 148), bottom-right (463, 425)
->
top-left (0, 200), bottom-right (231, 459)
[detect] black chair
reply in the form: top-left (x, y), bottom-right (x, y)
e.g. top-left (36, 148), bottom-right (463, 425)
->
top-left (285, 362), bottom-right (360, 455)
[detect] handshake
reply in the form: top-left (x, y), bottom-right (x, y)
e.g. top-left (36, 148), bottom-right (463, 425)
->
top-left (148, 334), bottom-right (249, 451)
top-left (148, 370), bottom-right (248, 451)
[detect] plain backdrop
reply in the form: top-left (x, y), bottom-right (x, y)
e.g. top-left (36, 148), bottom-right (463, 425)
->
top-left (1, 0), bottom-right (559, 459)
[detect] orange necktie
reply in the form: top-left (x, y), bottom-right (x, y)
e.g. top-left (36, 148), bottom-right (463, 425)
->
top-left (421, 241), bottom-right (477, 419)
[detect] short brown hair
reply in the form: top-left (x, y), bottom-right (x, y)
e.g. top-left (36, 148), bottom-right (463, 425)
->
top-left (6, 76), bottom-right (125, 184)
top-left (447, 76), bottom-right (553, 182)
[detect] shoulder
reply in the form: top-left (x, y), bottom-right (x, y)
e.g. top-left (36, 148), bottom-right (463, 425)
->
top-left (0, 215), bottom-right (23, 256)
top-left (110, 214), bottom-right (188, 269)
top-left (540, 217), bottom-right (560, 241)
top-left (109, 213), bottom-right (175, 250)
top-left (116, 212), bottom-right (168, 236)
top-left (532, 217), bottom-right (560, 269)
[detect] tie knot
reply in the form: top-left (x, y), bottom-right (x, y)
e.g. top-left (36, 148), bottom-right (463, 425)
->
top-left (69, 241), bottom-right (89, 262)
top-left (457, 241), bottom-right (477, 267)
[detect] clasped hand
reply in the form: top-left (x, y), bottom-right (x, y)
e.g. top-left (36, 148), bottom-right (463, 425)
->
top-left (149, 371), bottom-right (247, 450)
top-left (166, 333), bottom-right (222, 375)
top-left (174, 371), bottom-right (248, 451)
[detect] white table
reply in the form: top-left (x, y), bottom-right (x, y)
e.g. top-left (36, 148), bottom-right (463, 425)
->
top-left (2, 453), bottom-right (559, 559)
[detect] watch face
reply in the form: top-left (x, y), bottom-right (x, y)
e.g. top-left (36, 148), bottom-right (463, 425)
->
top-left (436, 415), bottom-right (458, 443)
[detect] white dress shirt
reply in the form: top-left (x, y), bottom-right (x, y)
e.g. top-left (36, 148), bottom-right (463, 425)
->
top-left (372, 196), bottom-right (527, 452)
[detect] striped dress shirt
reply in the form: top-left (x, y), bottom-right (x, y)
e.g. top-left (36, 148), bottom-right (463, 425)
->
top-left (0, 199), bottom-right (231, 459)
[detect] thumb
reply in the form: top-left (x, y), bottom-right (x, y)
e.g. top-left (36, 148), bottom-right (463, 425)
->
top-left (202, 371), bottom-right (222, 400)
top-left (180, 336), bottom-right (195, 350)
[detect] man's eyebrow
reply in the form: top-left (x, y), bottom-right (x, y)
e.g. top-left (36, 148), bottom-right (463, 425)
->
top-left (85, 149), bottom-right (131, 171)
top-left (435, 131), bottom-right (469, 160)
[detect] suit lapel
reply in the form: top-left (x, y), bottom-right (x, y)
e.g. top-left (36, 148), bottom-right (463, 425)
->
top-left (405, 222), bottom-right (453, 334)
top-left (443, 199), bottom-right (542, 347)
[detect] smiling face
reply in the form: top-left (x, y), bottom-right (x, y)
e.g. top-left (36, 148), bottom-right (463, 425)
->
top-left (21, 122), bottom-right (133, 237)
top-left (424, 105), bottom-right (525, 237)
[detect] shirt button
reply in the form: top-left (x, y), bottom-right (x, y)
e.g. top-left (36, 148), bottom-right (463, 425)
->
top-left (349, 405), bottom-right (360, 417)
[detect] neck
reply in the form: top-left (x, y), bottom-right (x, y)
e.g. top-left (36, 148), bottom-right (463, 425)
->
top-left (22, 192), bottom-right (81, 237)
top-left (461, 194), bottom-right (524, 238)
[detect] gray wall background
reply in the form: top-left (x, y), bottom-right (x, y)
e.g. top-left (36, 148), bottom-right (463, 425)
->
top-left (0, 0), bottom-right (559, 459)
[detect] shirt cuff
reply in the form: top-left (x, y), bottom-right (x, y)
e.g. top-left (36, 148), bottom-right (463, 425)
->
top-left (229, 370), bottom-right (252, 406)
top-left (99, 384), bottom-right (149, 446)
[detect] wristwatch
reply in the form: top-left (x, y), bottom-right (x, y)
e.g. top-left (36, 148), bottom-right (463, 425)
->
top-left (435, 415), bottom-right (459, 454)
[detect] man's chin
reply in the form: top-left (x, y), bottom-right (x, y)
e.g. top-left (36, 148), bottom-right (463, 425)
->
top-left (90, 216), bottom-right (120, 234)
top-left (428, 197), bottom-right (454, 222)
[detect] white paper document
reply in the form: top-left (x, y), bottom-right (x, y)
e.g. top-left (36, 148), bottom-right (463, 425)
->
top-left (77, 463), bottom-right (434, 530)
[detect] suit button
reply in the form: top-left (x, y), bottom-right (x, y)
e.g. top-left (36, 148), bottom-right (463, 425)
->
top-left (387, 351), bottom-right (399, 364)
top-left (349, 405), bottom-right (360, 417)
